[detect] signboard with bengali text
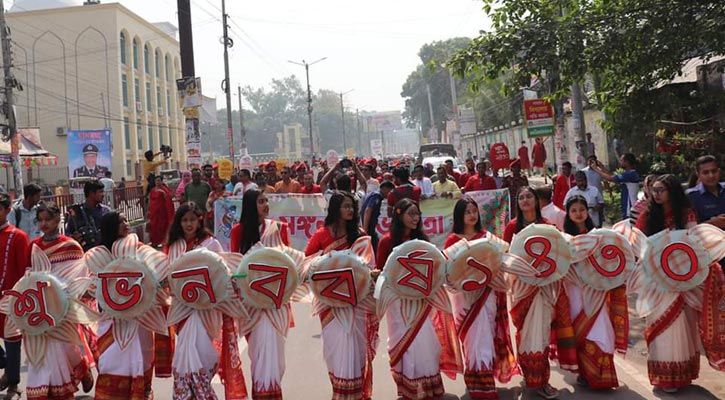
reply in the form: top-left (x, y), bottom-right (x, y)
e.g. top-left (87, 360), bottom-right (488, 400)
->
top-left (524, 99), bottom-right (555, 138)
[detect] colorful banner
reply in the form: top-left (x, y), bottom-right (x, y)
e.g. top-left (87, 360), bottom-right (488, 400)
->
top-left (490, 142), bottom-right (511, 171)
top-left (67, 129), bottom-right (112, 179)
top-left (214, 189), bottom-right (510, 252)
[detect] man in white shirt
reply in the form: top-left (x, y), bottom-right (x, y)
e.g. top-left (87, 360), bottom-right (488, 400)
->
top-left (411, 164), bottom-right (434, 199)
top-left (536, 185), bottom-right (565, 230)
top-left (581, 155), bottom-right (604, 198)
top-left (99, 171), bottom-right (115, 192)
top-left (8, 183), bottom-right (42, 240)
top-left (232, 169), bottom-right (258, 196)
top-left (359, 161), bottom-right (380, 193)
top-left (564, 171), bottom-right (605, 227)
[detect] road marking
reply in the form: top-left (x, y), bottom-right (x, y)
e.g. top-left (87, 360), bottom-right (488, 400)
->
top-left (211, 337), bottom-right (249, 384)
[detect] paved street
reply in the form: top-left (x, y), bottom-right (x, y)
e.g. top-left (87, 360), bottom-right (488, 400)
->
top-left (8, 301), bottom-right (724, 399)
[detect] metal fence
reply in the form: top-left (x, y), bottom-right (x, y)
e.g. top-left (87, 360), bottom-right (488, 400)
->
top-left (40, 186), bottom-right (147, 234)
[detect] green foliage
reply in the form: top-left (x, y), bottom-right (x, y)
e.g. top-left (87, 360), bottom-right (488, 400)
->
top-left (449, 0), bottom-right (725, 130)
top-left (402, 38), bottom-right (522, 134)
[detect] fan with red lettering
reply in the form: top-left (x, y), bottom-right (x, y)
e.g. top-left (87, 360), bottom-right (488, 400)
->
top-left (638, 227), bottom-right (719, 292)
top-left (571, 228), bottom-right (636, 291)
top-left (506, 224), bottom-right (574, 287)
top-left (0, 245), bottom-right (100, 366)
top-left (166, 248), bottom-right (248, 339)
top-left (444, 233), bottom-right (509, 294)
top-left (84, 234), bottom-right (170, 349)
top-left (375, 239), bottom-right (453, 324)
top-left (304, 237), bottom-right (375, 331)
top-left (235, 244), bottom-right (303, 310)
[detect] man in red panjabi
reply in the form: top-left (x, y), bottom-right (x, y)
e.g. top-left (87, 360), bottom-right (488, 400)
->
top-left (553, 161), bottom-right (575, 209)
top-left (463, 160), bottom-right (497, 192)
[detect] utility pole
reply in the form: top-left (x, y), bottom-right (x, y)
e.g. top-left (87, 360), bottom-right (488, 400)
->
top-left (448, 70), bottom-right (459, 149)
top-left (426, 83), bottom-right (436, 143)
top-left (0, 0), bottom-right (23, 194)
top-left (177, 0), bottom-right (195, 77)
top-left (356, 108), bottom-right (362, 156)
top-left (339, 89), bottom-right (353, 155)
top-left (221, 0), bottom-right (234, 160)
top-left (570, 82), bottom-right (587, 168)
top-left (238, 85), bottom-right (246, 155)
top-left (288, 58), bottom-right (326, 163)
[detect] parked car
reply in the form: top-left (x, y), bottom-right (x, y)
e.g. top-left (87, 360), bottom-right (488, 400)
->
top-left (416, 143), bottom-right (457, 165)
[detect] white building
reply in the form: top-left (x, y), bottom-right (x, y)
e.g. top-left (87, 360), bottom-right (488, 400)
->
top-left (276, 123), bottom-right (304, 161)
top-left (7, 0), bottom-right (186, 181)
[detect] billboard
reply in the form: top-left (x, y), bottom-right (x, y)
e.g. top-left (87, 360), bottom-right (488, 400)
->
top-left (68, 129), bottom-right (112, 179)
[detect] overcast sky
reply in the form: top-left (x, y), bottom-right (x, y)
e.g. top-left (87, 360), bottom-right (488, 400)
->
top-left (113, 0), bottom-right (490, 113)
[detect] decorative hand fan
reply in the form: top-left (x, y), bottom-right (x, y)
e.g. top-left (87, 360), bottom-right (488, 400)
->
top-left (84, 234), bottom-right (169, 349)
top-left (507, 224), bottom-right (571, 287)
top-left (445, 234), bottom-right (507, 292)
top-left (574, 228), bottom-right (635, 291)
top-left (640, 228), bottom-right (711, 292)
top-left (0, 245), bottom-right (100, 366)
top-left (235, 244), bottom-right (303, 309)
top-left (380, 239), bottom-right (447, 299)
top-left (307, 237), bottom-right (373, 308)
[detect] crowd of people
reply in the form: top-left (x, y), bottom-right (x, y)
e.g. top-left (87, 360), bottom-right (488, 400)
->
top-left (0, 146), bottom-right (723, 400)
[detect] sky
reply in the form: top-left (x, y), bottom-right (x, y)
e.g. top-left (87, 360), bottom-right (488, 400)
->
top-left (113, 0), bottom-right (491, 113)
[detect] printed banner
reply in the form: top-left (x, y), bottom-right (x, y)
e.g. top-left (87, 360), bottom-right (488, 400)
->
top-left (214, 189), bottom-right (510, 252)
top-left (68, 129), bottom-right (112, 179)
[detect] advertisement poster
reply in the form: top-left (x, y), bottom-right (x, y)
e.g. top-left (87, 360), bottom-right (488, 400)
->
top-left (68, 129), bottom-right (112, 179)
top-left (214, 190), bottom-right (509, 251)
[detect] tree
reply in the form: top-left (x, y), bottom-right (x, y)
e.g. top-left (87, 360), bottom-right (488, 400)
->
top-left (448, 0), bottom-right (725, 135)
top-left (401, 38), bottom-right (472, 133)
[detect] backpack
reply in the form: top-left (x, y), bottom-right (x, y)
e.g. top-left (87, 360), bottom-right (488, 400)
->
top-left (12, 204), bottom-right (21, 226)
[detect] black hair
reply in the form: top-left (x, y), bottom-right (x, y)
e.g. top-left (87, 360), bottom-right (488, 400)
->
top-left (390, 198), bottom-right (428, 247)
top-left (562, 161), bottom-right (572, 169)
top-left (535, 185), bottom-right (553, 203)
top-left (336, 174), bottom-right (352, 192)
top-left (144, 150), bottom-right (154, 161)
top-left (240, 169), bottom-right (251, 178)
top-left (36, 201), bottom-right (61, 219)
top-left (83, 180), bottom-right (104, 198)
top-left (563, 195), bottom-right (594, 236)
top-left (452, 197), bottom-right (482, 235)
top-left (105, 171), bottom-right (112, 178)
top-left (238, 189), bottom-right (263, 254)
top-left (0, 193), bottom-right (11, 209)
top-left (621, 153), bottom-right (636, 166)
top-left (325, 191), bottom-right (361, 247)
top-left (24, 183), bottom-right (42, 198)
top-left (392, 166), bottom-right (410, 182)
top-left (167, 202), bottom-right (210, 246)
top-left (574, 171), bottom-right (587, 182)
top-left (100, 211), bottom-right (122, 251)
top-left (379, 181), bottom-right (395, 191)
top-left (413, 164), bottom-right (424, 171)
top-left (644, 174), bottom-right (692, 236)
top-left (515, 186), bottom-right (543, 232)
top-left (696, 155), bottom-right (718, 172)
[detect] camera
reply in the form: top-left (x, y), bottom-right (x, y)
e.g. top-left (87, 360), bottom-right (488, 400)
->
top-left (160, 144), bottom-right (173, 157)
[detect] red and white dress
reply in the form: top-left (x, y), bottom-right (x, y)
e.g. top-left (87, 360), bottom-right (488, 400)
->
top-left (26, 236), bottom-right (92, 400)
top-left (444, 233), bottom-right (519, 399)
top-left (305, 227), bottom-right (377, 400)
top-left (168, 236), bottom-right (248, 400)
top-left (231, 219), bottom-right (290, 400)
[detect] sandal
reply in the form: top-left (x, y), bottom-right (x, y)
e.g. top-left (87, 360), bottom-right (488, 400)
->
top-left (536, 383), bottom-right (559, 399)
top-left (81, 369), bottom-right (94, 392)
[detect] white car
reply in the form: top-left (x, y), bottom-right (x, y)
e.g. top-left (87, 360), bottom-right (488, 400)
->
top-left (420, 156), bottom-right (464, 173)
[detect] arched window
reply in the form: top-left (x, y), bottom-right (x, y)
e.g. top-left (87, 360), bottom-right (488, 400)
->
top-left (144, 45), bottom-right (150, 74)
top-left (165, 54), bottom-right (171, 82)
top-left (133, 39), bottom-right (139, 69)
top-left (155, 51), bottom-right (161, 78)
top-left (119, 32), bottom-right (126, 64)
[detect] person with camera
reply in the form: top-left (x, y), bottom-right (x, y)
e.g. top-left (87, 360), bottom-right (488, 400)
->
top-left (65, 180), bottom-right (111, 251)
top-left (8, 183), bottom-right (42, 241)
top-left (141, 148), bottom-right (171, 194)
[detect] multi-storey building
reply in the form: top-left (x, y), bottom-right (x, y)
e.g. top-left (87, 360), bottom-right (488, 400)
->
top-left (7, 0), bottom-right (186, 180)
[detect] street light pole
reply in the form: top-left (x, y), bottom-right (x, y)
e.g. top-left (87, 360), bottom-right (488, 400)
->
top-left (288, 58), bottom-right (326, 163)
